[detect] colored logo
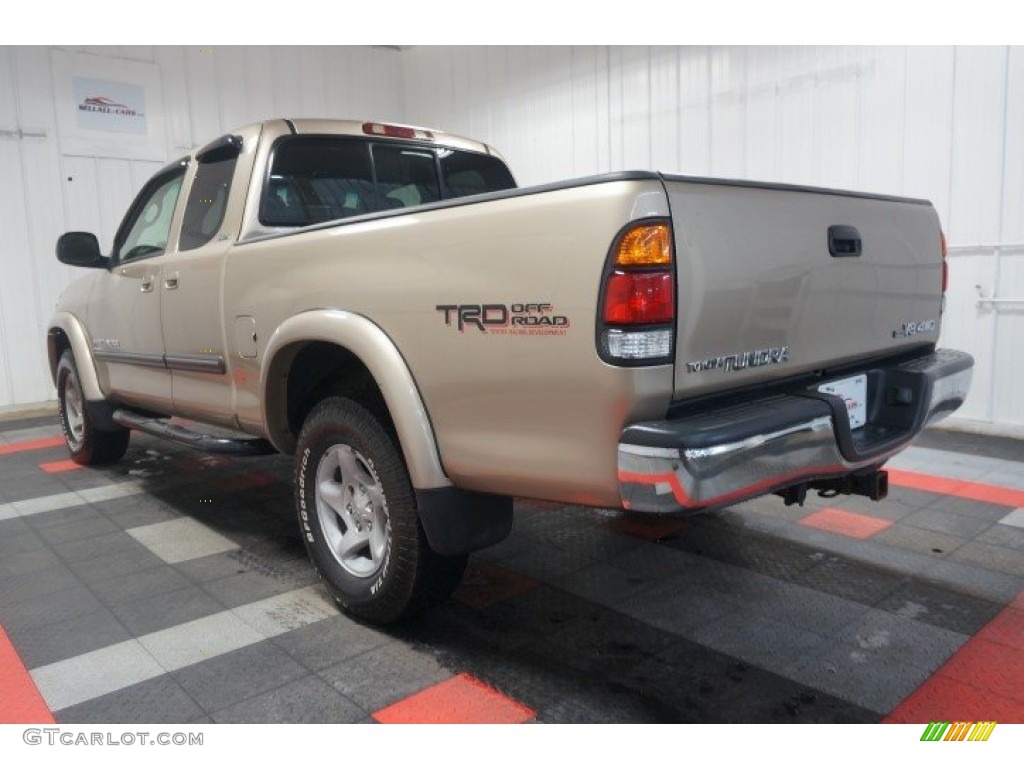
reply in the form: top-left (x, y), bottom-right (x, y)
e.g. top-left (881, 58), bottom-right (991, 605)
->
top-left (920, 721), bottom-right (997, 742)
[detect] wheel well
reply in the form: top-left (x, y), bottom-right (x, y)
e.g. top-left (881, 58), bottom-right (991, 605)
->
top-left (48, 329), bottom-right (72, 384)
top-left (283, 342), bottom-right (396, 442)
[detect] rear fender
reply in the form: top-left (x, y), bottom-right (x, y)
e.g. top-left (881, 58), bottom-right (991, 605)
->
top-left (261, 309), bottom-right (450, 490)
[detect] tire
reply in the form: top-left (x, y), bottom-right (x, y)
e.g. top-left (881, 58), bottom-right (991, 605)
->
top-left (56, 350), bottom-right (130, 466)
top-left (294, 396), bottom-right (466, 625)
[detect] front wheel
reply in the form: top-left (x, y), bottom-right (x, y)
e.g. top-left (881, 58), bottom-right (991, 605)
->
top-left (294, 396), bottom-right (466, 625)
top-left (56, 350), bottom-right (130, 465)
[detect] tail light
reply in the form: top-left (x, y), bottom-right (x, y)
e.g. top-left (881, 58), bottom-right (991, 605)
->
top-left (598, 220), bottom-right (675, 364)
top-left (362, 122), bottom-right (435, 141)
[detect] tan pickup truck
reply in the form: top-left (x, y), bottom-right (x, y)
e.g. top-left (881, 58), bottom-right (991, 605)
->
top-left (48, 118), bottom-right (973, 623)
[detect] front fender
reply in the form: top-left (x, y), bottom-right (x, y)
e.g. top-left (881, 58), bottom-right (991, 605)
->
top-left (47, 311), bottom-right (104, 402)
top-left (261, 309), bottom-right (451, 490)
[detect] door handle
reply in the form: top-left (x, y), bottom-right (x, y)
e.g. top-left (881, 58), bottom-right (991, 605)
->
top-left (140, 277), bottom-right (154, 293)
top-left (164, 273), bottom-right (179, 290)
top-left (828, 225), bottom-right (862, 257)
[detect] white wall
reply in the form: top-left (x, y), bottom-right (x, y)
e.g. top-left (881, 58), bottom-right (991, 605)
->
top-left (0, 45), bottom-right (403, 411)
top-left (1, 45), bottom-right (1022, 432)
top-left (403, 45), bottom-right (1024, 430)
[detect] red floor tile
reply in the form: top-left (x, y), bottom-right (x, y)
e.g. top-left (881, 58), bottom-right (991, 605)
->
top-left (373, 673), bottom-right (534, 724)
top-left (981, 606), bottom-right (1024, 651)
top-left (937, 637), bottom-right (1024, 705)
top-left (608, 515), bottom-right (690, 542)
top-left (799, 507), bottom-right (891, 539)
top-left (885, 592), bottom-right (1024, 724)
top-left (889, 469), bottom-right (1024, 508)
top-left (454, 563), bottom-right (539, 609)
top-left (213, 472), bottom-right (277, 492)
top-left (0, 436), bottom-right (65, 456)
top-left (884, 674), bottom-right (1024, 724)
top-left (0, 625), bottom-right (54, 724)
top-left (38, 458), bottom-right (82, 473)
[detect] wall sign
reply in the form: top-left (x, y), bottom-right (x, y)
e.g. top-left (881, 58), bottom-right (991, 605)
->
top-left (52, 50), bottom-right (166, 160)
top-left (73, 77), bottom-right (148, 134)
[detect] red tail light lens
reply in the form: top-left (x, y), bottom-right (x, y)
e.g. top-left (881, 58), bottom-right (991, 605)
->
top-left (362, 122), bottom-right (435, 141)
top-left (603, 271), bottom-right (674, 324)
top-left (598, 220), bottom-right (676, 364)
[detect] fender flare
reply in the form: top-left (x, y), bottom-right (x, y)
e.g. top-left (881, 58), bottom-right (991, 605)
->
top-left (47, 311), bottom-right (104, 402)
top-left (261, 309), bottom-right (451, 491)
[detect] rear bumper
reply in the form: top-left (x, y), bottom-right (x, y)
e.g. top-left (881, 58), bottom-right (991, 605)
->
top-left (617, 348), bottom-right (973, 513)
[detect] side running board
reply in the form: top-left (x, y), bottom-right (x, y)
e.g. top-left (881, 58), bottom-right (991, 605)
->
top-left (112, 409), bottom-right (277, 456)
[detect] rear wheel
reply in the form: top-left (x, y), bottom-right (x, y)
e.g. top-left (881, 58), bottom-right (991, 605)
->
top-left (294, 396), bottom-right (466, 625)
top-left (56, 350), bottom-right (130, 465)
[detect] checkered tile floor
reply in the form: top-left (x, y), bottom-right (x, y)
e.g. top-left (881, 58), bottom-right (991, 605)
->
top-left (1, 414), bottom-right (1022, 723)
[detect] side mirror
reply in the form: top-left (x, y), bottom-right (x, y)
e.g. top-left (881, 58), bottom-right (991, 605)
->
top-left (56, 232), bottom-right (107, 268)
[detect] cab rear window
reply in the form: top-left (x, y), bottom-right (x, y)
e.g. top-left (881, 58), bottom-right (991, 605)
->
top-left (259, 136), bottom-right (515, 227)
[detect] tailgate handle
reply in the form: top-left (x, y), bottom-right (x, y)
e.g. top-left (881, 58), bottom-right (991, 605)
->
top-left (828, 225), bottom-right (862, 257)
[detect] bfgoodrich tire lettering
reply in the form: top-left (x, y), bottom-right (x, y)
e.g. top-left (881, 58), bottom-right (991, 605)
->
top-left (294, 396), bottom-right (466, 625)
top-left (56, 350), bottom-right (130, 466)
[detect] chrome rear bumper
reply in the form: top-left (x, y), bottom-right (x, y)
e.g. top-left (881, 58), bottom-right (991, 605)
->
top-left (618, 349), bottom-right (973, 514)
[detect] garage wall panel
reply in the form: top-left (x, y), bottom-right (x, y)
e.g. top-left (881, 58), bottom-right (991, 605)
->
top-left (400, 45), bottom-right (1024, 431)
top-left (0, 44), bottom-right (404, 410)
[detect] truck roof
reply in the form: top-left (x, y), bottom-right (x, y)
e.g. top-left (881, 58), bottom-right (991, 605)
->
top-left (248, 118), bottom-right (498, 158)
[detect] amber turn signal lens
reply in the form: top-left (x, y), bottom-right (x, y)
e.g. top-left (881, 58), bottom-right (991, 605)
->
top-left (615, 223), bottom-right (672, 267)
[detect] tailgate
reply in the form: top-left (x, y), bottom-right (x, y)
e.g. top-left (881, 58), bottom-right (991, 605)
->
top-left (664, 177), bottom-right (945, 400)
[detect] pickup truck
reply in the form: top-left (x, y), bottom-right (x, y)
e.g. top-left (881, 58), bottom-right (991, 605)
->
top-left (48, 118), bottom-right (973, 624)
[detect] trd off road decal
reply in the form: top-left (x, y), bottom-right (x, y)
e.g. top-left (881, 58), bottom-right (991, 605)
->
top-left (436, 303), bottom-right (570, 336)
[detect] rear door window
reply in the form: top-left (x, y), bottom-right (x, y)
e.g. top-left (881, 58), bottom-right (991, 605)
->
top-left (260, 138), bottom-right (375, 226)
top-left (180, 154), bottom-right (237, 250)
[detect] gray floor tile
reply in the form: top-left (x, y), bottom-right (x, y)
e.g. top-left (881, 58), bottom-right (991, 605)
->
top-left (778, 609), bottom-right (967, 712)
top-left (871, 524), bottom-right (967, 557)
top-left (173, 641), bottom-right (309, 711)
top-left (0, 562), bottom-right (83, 608)
top-left (173, 551), bottom-right (250, 583)
top-left (491, 541), bottom-right (600, 584)
top-left (901, 508), bottom-right (995, 538)
top-left (56, 675), bottom-right (205, 724)
top-left (537, 609), bottom-right (678, 678)
top-left (606, 543), bottom-right (699, 581)
top-left (551, 561), bottom-right (655, 608)
top-left (127, 517), bottom-right (239, 564)
top-left (212, 676), bottom-right (366, 723)
top-left (319, 641), bottom-right (451, 712)
top-left (8, 607), bottom-right (131, 668)
top-left (90, 564), bottom-right (194, 606)
top-left (746, 580), bottom-right (872, 635)
top-left (0, 546), bottom-right (63, 578)
top-left (792, 555), bottom-right (905, 605)
top-left (201, 570), bottom-right (295, 608)
top-left (919, 495), bottom-right (1011, 522)
top-left (272, 615), bottom-right (391, 671)
top-left (34, 514), bottom-right (121, 546)
top-left (110, 585), bottom-right (226, 636)
top-left (921, 558), bottom-right (1024, 603)
top-left (2, 585), bottom-right (104, 632)
top-left (976, 523), bottom-right (1024, 551)
top-left (101, 499), bottom-right (180, 530)
top-left (686, 610), bottom-right (831, 673)
top-left (615, 578), bottom-right (746, 637)
top-left (68, 542), bottom-right (171, 585)
top-left (875, 579), bottom-right (1003, 635)
top-left (949, 541), bottom-right (1024, 576)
